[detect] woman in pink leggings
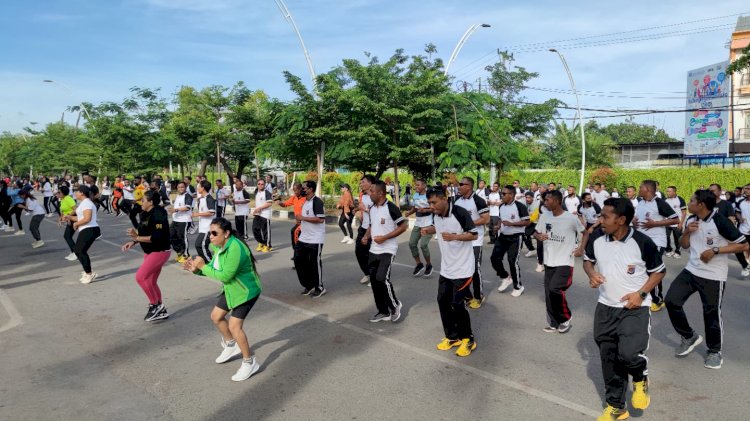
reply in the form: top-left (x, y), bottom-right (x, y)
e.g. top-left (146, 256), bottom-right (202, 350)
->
top-left (122, 189), bottom-right (172, 321)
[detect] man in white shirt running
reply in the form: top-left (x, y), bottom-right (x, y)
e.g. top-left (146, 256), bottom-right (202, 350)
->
top-left (454, 177), bottom-right (490, 309)
top-left (486, 182), bottom-right (501, 244)
top-left (591, 183), bottom-right (610, 206)
top-left (192, 180), bottom-right (216, 263)
top-left (170, 182), bottom-right (193, 263)
top-left (252, 179), bottom-right (274, 252)
top-left (404, 179), bottom-right (433, 277)
top-left (294, 180), bottom-right (327, 298)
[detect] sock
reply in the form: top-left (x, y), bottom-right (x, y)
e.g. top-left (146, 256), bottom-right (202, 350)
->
top-left (243, 356), bottom-right (254, 364)
top-left (226, 339), bottom-right (236, 347)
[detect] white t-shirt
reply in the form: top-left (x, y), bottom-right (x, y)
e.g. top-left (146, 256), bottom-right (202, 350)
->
top-left (122, 185), bottom-right (135, 200)
top-left (369, 200), bottom-right (405, 255)
top-left (499, 201), bottom-right (529, 235)
top-left (254, 189), bottom-right (273, 219)
top-left (197, 194), bottom-right (216, 233)
top-left (634, 197), bottom-right (678, 248)
top-left (43, 182), bottom-right (53, 198)
top-left (564, 196), bottom-right (581, 215)
top-left (737, 199), bottom-right (750, 235)
top-left (433, 203), bottom-right (478, 279)
top-left (536, 211), bottom-right (584, 267)
top-left (216, 186), bottom-right (229, 207)
top-left (298, 196), bottom-right (326, 244)
top-left (453, 193), bottom-right (489, 246)
top-left (591, 190), bottom-right (610, 205)
top-left (172, 193), bottom-right (193, 223)
top-left (487, 192), bottom-right (501, 217)
top-left (359, 193), bottom-right (374, 229)
top-left (26, 198), bottom-right (46, 216)
top-left (684, 211), bottom-right (746, 281)
top-left (411, 192), bottom-right (432, 228)
top-left (233, 189), bottom-right (250, 217)
top-left (101, 183), bottom-right (112, 196)
top-left (76, 198), bottom-right (99, 231)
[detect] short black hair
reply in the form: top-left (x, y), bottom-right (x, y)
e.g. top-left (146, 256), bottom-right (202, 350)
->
top-left (709, 183), bottom-right (722, 191)
top-left (59, 185), bottom-right (70, 195)
top-left (199, 180), bottom-right (212, 192)
top-left (144, 189), bottom-right (161, 206)
top-left (361, 175), bottom-right (377, 184)
top-left (581, 192), bottom-right (591, 200)
top-left (77, 185), bottom-right (92, 198)
top-left (693, 189), bottom-right (716, 211)
top-left (426, 187), bottom-right (446, 199)
top-left (462, 176), bottom-right (475, 187)
top-left (603, 197), bottom-right (635, 225)
top-left (641, 180), bottom-right (657, 192)
top-left (371, 180), bottom-right (387, 193)
top-left (303, 180), bottom-right (316, 191)
top-left (546, 189), bottom-right (563, 203)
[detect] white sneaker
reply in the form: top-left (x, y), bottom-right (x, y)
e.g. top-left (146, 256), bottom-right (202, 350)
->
top-left (525, 250), bottom-right (537, 257)
top-left (231, 357), bottom-right (261, 382)
top-left (511, 286), bottom-right (525, 297)
top-left (673, 253), bottom-right (681, 259)
top-left (742, 268), bottom-right (750, 277)
top-left (340, 236), bottom-right (348, 243)
top-left (65, 252), bottom-right (78, 261)
top-left (665, 251), bottom-right (674, 257)
top-left (46, 213), bottom-right (53, 218)
top-left (216, 340), bottom-right (242, 364)
top-left (346, 238), bottom-right (355, 245)
top-left (80, 272), bottom-right (98, 284)
top-left (359, 275), bottom-right (370, 284)
top-left (497, 277), bottom-right (513, 292)
top-left (32, 240), bottom-right (45, 249)
top-left (535, 264), bottom-right (544, 273)
top-left (13, 230), bottom-right (24, 236)
top-left (3, 226), bottom-right (13, 232)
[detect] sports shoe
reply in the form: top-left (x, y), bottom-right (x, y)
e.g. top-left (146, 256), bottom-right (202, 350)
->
top-left (390, 301), bottom-right (402, 322)
top-left (704, 352), bottom-right (723, 369)
top-left (558, 319), bottom-right (572, 334)
top-left (369, 312), bottom-right (390, 323)
top-left (46, 213), bottom-right (53, 218)
top-left (511, 286), bottom-right (525, 297)
top-left (436, 338), bottom-right (462, 350)
top-left (596, 405), bottom-right (629, 421)
top-left (497, 277), bottom-right (513, 292)
top-left (31, 240), bottom-right (45, 248)
top-left (346, 238), bottom-right (355, 245)
top-left (542, 326), bottom-right (558, 333)
top-left (359, 275), bottom-right (370, 284)
top-left (423, 264), bottom-right (434, 277)
top-left (310, 288), bottom-right (326, 298)
top-left (665, 250), bottom-right (674, 257)
top-left (231, 357), bottom-right (260, 382)
top-left (80, 272), bottom-right (98, 284)
top-left (675, 334), bottom-right (703, 357)
top-left (265, 245), bottom-right (273, 252)
top-left (412, 263), bottom-right (425, 277)
top-left (216, 340), bottom-right (242, 363)
top-left (301, 287), bottom-right (314, 296)
top-left (65, 252), bottom-right (78, 261)
top-left (631, 379), bottom-right (650, 410)
top-left (525, 249), bottom-right (536, 257)
top-left (455, 338), bottom-right (477, 357)
top-left (255, 244), bottom-right (263, 252)
top-left (13, 230), bottom-right (24, 236)
top-left (673, 253), bottom-right (681, 259)
top-left (535, 264), bottom-right (544, 273)
top-left (144, 304), bottom-right (158, 321)
top-left (650, 301), bottom-right (665, 312)
top-left (468, 295), bottom-right (485, 309)
top-left (742, 268), bottom-right (750, 277)
top-left (3, 226), bottom-right (13, 232)
top-left (148, 306), bottom-right (169, 321)
top-left (340, 236), bottom-right (349, 243)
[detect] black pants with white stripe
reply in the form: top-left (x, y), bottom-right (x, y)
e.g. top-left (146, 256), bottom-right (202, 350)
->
top-left (665, 226), bottom-right (682, 255)
top-left (438, 275), bottom-right (473, 340)
top-left (471, 246), bottom-right (483, 299)
top-left (355, 227), bottom-right (372, 276)
top-left (234, 215), bottom-right (247, 239)
top-left (368, 252), bottom-right (400, 314)
top-left (544, 265), bottom-right (573, 326)
top-left (252, 215), bottom-right (271, 247)
top-left (195, 232), bottom-right (212, 263)
top-left (295, 242), bottom-right (323, 290)
top-left (216, 205), bottom-right (224, 219)
top-left (490, 233), bottom-right (522, 289)
top-left (594, 304), bottom-right (650, 409)
top-left (665, 269), bottom-right (725, 353)
top-left (170, 221), bottom-right (190, 256)
top-left (650, 247), bottom-right (666, 304)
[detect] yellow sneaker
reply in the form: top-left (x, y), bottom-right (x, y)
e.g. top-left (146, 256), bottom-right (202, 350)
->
top-left (256, 244), bottom-right (263, 252)
top-left (596, 405), bottom-right (629, 421)
top-left (468, 295), bottom-right (485, 309)
top-left (455, 338), bottom-right (476, 357)
top-left (265, 245), bottom-right (273, 252)
top-left (650, 302), bottom-right (665, 312)
top-left (176, 255), bottom-right (186, 264)
top-left (436, 338), bottom-right (462, 351)
top-left (631, 379), bottom-right (650, 410)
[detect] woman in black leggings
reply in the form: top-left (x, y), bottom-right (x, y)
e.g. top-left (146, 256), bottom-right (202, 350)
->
top-left (0, 181), bottom-right (12, 231)
top-left (65, 185), bottom-right (101, 284)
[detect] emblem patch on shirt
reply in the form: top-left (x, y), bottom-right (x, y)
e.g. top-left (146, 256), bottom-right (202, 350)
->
top-left (706, 237), bottom-right (714, 245)
top-left (511, 214), bottom-right (516, 220)
top-left (545, 223), bottom-right (552, 233)
top-left (381, 218), bottom-right (385, 224)
top-left (645, 212), bottom-right (651, 219)
top-left (626, 265), bottom-right (636, 275)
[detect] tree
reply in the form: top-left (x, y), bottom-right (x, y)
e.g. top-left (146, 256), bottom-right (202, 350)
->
top-left (595, 117), bottom-right (679, 144)
top-left (546, 121), bottom-right (615, 169)
top-left (225, 87), bottom-right (281, 179)
top-left (727, 43), bottom-right (750, 75)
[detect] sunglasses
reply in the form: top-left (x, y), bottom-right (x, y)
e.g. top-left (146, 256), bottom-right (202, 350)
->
top-left (209, 231), bottom-right (221, 237)
top-left (458, 182), bottom-right (468, 186)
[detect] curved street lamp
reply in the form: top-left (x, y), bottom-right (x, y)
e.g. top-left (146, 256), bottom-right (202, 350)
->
top-left (42, 79), bottom-right (92, 122)
top-left (549, 49), bottom-right (586, 195)
top-left (444, 23), bottom-right (491, 76)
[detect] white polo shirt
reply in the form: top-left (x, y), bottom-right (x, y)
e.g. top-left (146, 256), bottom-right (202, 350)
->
top-left (360, 193), bottom-right (374, 229)
top-left (487, 192), bottom-right (501, 217)
top-left (172, 193), bottom-right (193, 223)
top-left (584, 228), bottom-right (665, 308)
top-left (536, 210), bottom-right (584, 267)
top-left (233, 189), bottom-right (250, 217)
top-left (298, 196), bottom-right (326, 244)
top-left (369, 200), bottom-right (405, 255)
top-left (433, 203), bottom-right (478, 279)
top-left (411, 192), bottom-right (432, 228)
top-left (453, 193), bottom-right (489, 246)
top-left (578, 202), bottom-right (601, 225)
top-left (591, 190), bottom-right (610, 205)
top-left (736, 198), bottom-right (750, 235)
top-left (635, 197), bottom-right (678, 248)
top-left (684, 210), bottom-right (746, 281)
top-left (197, 194), bottom-right (216, 233)
top-left (563, 195), bottom-right (581, 215)
top-left (254, 189), bottom-right (273, 219)
top-left (499, 201), bottom-right (529, 235)
top-left (665, 196), bottom-right (687, 220)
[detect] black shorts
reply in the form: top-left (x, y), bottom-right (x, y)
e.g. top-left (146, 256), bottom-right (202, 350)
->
top-left (216, 294), bottom-right (259, 320)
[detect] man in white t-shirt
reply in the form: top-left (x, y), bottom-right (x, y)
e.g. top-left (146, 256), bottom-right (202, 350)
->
top-left (454, 177), bottom-right (490, 309)
top-left (231, 178), bottom-right (251, 240)
top-left (487, 182), bottom-right (501, 244)
top-left (214, 180), bottom-right (229, 219)
top-left (534, 190), bottom-right (586, 334)
top-left (294, 180), bottom-right (327, 298)
top-left (170, 181), bottom-right (193, 262)
top-left (734, 183), bottom-right (750, 277)
top-left (192, 180), bottom-right (215, 263)
top-left (563, 185), bottom-right (581, 216)
top-left (626, 186), bottom-right (639, 210)
top-left (664, 186), bottom-right (687, 259)
top-left (591, 183), bottom-right (610, 206)
top-left (252, 179), bottom-right (274, 252)
top-left (492, 184), bottom-right (531, 297)
top-left (404, 179), bottom-right (433, 277)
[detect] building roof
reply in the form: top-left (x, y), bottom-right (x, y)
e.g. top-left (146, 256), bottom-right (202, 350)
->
top-left (737, 16), bottom-right (750, 32)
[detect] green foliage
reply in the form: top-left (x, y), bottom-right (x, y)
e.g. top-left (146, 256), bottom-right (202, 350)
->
top-left (593, 117), bottom-right (678, 145)
top-left (727, 44), bottom-right (750, 74)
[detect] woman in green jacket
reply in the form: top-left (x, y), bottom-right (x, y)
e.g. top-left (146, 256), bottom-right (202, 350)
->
top-left (184, 217), bottom-right (263, 382)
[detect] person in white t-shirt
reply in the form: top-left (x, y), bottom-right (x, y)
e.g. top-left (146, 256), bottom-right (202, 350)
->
top-left (591, 183), bottom-right (610, 206)
top-left (294, 180), bottom-right (327, 298)
top-left (215, 180), bottom-right (229, 219)
top-left (487, 182), bottom-right (502, 244)
top-left (404, 179), bottom-right (434, 277)
top-left (42, 177), bottom-right (54, 216)
top-left (231, 178), bottom-right (251, 241)
top-left (65, 185), bottom-right (101, 284)
top-left (252, 179), bottom-right (274, 252)
top-left (18, 190), bottom-right (47, 248)
top-left (626, 186), bottom-right (639, 210)
top-left (534, 190), bottom-right (586, 334)
top-left (563, 185), bottom-right (581, 216)
top-left (170, 181), bottom-right (194, 262)
top-left (192, 180), bottom-right (216, 263)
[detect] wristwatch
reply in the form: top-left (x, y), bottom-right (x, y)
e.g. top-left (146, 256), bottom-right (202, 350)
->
top-left (712, 246), bottom-right (720, 255)
top-left (638, 290), bottom-right (648, 300)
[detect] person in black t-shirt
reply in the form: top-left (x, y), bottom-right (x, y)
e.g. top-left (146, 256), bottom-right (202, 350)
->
top-left (122, 190), bottom-right (172, 322)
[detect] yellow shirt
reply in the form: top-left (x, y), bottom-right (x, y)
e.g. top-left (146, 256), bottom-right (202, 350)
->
top-left (134, 185), bottom-right (146, 201)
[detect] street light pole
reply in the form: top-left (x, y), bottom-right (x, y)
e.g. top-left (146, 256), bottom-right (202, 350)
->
top-left (274, 0), bottom-right (325, 196)
top-left (42, 79), bottom-right (93, 121)
top-left (444, 24), bottom-right (491, 77)
top-left (549, 49), bottom-right (586, 195)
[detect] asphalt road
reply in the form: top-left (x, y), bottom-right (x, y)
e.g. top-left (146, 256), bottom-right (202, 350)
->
top-left (1, 211), bottom-right (749, 420)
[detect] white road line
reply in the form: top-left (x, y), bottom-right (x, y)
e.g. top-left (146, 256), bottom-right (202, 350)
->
top-left (38, 217), bottom-right (598, 417)
top-left (0, 289), bottom-right (23, 333)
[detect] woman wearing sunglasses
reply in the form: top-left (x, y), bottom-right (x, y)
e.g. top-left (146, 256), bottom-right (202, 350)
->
top-left (122, 189), bottom-right (172, 321)
top-left (183, 217), bottom-right (263, 382)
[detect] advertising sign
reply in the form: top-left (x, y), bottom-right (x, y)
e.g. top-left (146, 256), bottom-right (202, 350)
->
top-left (684, 61), bottom-right (731, 157)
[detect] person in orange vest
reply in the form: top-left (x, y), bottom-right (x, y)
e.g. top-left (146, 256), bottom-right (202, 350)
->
top-left (277, 182), bottom-right (306, 265)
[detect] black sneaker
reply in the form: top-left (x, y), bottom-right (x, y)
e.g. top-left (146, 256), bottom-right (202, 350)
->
top-left (412, 263), bottom-right (425, 277)
top-left (369, 312), bottom-right (390, 323)
top-left (148, 307), bottom-right (169, 322)
top-left (301, 287), bottom-right (314, 296)
top-left (310, 288), bottom-right (327, 298)
top-left (423, 264), bottom-right (434, 277)
top-left (144, 304), bottom-right (157, 321)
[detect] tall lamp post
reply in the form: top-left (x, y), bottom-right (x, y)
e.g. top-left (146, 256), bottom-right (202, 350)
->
top-left (42, 79), bottom-right (92, 124)
top-left (274, 0), bottom-right (324, 196)
top-left (549, 49), bottom-right (586, 194)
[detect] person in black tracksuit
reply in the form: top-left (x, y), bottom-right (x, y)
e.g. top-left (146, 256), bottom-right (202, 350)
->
top-left (492, 185), bottom-right (531, 296)
top-left (355, 175), bottom-right (376, 284)
top-left (294, 180), bottom-right (327, 297)
top-left (170, 182), bottom-right (193, 260)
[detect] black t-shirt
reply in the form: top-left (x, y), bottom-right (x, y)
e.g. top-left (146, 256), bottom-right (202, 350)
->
top-left (716, 200), bottom-right (734, 219)
top-left (138, 206), bottom-right (171, 253)
top-left (89, 184), bottom-right (99, 198)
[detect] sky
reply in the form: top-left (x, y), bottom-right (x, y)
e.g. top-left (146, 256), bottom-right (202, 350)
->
top-left (1, 0), bottom-right (748, 138)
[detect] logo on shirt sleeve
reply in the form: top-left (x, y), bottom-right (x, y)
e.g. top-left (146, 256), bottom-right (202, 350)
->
top-left (626, 264), bottom-right (636, 275)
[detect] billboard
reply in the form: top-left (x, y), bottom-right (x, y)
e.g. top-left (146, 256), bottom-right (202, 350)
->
top-left (684, 61), bottom-right (731, 158)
